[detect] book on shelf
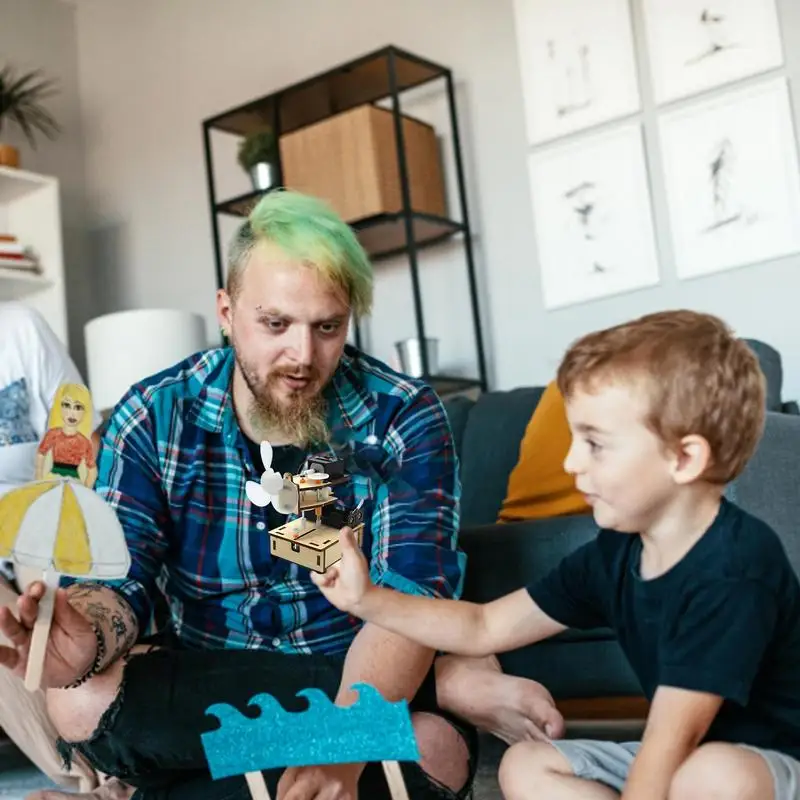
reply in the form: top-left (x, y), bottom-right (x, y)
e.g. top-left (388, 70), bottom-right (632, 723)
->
top-left (0, 234), bottom-right (40, 272)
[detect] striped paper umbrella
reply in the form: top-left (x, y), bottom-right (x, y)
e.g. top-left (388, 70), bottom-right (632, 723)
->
top-left (0, 478), bottom-right (130, 690)
top-left (0, 479), bottom-right (129, 578)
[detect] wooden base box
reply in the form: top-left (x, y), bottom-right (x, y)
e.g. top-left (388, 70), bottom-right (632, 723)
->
top-left (270, 517), bottom-right (365, 573)
top-left (279, 104), bottom-right (447, 223)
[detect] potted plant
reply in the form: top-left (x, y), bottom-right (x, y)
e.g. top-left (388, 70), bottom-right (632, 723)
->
top-left (0, 64), bottom-right (60, 168)
top-left (237, 128), bottom-right (278, 191)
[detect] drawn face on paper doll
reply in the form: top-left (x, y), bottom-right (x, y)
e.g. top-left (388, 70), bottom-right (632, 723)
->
top-left (60, 394), bottom-right (86, 430)
top-left (47, 383), bottom-right (94, 440)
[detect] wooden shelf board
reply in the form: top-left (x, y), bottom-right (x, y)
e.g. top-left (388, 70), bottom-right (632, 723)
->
top-left (206, 47), bottom-right (445, 139)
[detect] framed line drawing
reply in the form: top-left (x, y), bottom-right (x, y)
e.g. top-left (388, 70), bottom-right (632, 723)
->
top-left (512, 0), bottom-right (641, 145)
top-left (643, 0), bottom-right (785, 104)
top-left (659, 77), bottom-right (800, 280)
top-left (527, 123), bottom-right (661, 310)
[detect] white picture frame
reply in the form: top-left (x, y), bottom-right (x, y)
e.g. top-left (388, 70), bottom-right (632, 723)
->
top-left (512, 0), bottom-right (641, 145)
top-left (643, 0), bottom-right (785, 104)
top-left (659, 77), bottom-right (800, 281)
top-left (527, 123), bottom-right (661, 310)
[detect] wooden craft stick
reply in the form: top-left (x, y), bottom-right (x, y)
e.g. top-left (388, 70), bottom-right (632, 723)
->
top-left (25, 569), bottom-right (60, 692)
top-left (245, 770), bottom-right (271, 800)
top-left (382, 760), bottom-right (410, 800)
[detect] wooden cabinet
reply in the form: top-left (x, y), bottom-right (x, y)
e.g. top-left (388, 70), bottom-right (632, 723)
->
top-left (279, 104), bottom-right (446, 223)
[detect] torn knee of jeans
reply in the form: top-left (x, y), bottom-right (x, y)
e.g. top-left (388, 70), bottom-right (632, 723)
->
top-left (412, 711), bottom-right (478, 797)
top-left (55, 657), bottom-right (132, 774)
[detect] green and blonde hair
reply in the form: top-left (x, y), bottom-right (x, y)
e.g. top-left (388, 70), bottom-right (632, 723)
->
top-left (225, 190), bottom-right (373, 317)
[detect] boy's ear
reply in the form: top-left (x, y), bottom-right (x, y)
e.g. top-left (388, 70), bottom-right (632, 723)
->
top-left (671, 434), bottom-right (712, 484)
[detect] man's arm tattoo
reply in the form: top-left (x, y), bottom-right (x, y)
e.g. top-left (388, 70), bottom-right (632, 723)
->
top-left (65, 584), bottom-right (139, 668)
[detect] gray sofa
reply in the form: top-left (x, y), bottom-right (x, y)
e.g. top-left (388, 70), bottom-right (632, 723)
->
top-left (444, 340), bottom-right (800, 792)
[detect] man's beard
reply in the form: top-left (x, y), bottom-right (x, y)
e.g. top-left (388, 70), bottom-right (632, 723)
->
top-left (236, 354), bottom-right (330, 448)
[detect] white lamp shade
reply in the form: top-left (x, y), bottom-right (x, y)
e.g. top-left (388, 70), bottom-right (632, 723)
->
top-left (84, 308), bottom-right (209, 412)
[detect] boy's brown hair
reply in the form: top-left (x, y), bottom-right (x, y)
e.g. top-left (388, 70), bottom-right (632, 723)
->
top-left (556, 310), bottom-right (766, 484)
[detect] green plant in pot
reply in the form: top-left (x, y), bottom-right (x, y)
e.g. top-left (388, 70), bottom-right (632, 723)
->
top-left (238, 129), bottom-right (278, 191)
top-left (0, 64), bottom-right (61, 169)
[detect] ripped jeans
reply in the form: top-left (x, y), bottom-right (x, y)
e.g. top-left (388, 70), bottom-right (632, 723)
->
top-left (57, 645), bottom-right (478, 800)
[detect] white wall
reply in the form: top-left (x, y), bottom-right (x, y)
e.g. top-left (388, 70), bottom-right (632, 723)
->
top-left (0, 0), bottom-right (92, 371)
top-left (70, 0), bottom-right (800, 398)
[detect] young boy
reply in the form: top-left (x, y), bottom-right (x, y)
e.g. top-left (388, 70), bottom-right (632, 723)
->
top-left (313, 309), bottom-right (800, 800)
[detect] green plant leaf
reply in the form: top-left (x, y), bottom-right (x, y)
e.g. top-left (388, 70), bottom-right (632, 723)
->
top-left (237, 129), bottom-right (277, 171)
top-left (0, 64), bottom-right (61, 148)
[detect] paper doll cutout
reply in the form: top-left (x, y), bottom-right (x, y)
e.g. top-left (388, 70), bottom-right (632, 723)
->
top-left (202, 683), bottom-right (419, 800)
top-left (0, 382), bottom-right (129, 691)
top-left (35, 382), bottom-right (97, 488)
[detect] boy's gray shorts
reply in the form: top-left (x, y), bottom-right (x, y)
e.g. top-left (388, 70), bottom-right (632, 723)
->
top-left (551, 739), bottom-right (800, 799)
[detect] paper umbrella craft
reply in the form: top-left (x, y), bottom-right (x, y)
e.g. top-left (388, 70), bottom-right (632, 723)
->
top-left (0, 382), bottom-right (130, 691)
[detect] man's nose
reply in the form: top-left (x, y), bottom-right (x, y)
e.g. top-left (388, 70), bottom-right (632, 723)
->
top-left (288, 325), bottom-right (314, 366)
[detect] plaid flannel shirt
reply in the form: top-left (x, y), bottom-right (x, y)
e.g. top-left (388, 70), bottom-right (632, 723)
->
top-left (66, 345), bottom-right (465, 654)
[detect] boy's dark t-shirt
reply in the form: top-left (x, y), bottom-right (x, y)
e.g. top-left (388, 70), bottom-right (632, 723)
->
top-left (527, 498), bottom-right (800, 759)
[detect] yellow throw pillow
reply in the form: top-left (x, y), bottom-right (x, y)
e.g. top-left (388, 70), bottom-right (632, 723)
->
top-left (498, 381), bottom-right (590, 522)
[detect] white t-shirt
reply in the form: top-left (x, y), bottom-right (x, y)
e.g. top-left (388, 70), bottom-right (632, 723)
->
top-left (0, 301), bottom-right (101, 498)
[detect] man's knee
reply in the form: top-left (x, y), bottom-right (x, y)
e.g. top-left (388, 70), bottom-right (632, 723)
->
top-left (46, 645), bottom-right (150, 743)
top-left (669, 743), bottom-right (772, 800)
top-left (412, 711), bottom-right (472, 793)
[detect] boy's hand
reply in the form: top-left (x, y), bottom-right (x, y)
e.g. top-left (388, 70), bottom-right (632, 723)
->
top-left (311, 527), bottom-right (373, 615)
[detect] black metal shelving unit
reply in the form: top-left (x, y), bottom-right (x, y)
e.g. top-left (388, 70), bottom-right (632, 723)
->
top-left (201, 45), bottom-right (487, 397)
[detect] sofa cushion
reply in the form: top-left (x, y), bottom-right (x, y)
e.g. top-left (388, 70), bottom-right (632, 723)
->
top-left (442, 394), bottom-right (473, 464)
top-left (743, 339), bottom-right (783, 412)
top-left (460, 515), bottom-right (644, 697)
top-left (455, 387), bottom-right (545, 527)
top-left (498, 381), bottom-right (591, 522)
top-left (497, 637), bottom-right (644, 699)
top-left (729, 410), bottom-right (800, 573)
top-left (460, 515), bottom-right (612, 644)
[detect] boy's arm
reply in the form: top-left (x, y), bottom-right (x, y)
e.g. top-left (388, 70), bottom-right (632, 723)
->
top-left (356, 584), bottom-right (567, 656)
top-left (622, 686), bottom-right (722, 800)
top-left (314, 529), bottom-right (568, 656)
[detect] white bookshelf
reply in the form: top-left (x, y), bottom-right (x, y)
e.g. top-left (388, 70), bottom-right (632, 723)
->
top-left (0, 166), bottom-right (67, 346)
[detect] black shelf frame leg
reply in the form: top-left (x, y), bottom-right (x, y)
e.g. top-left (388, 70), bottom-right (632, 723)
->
top-left (203, 121), bottom-right (225, 297)
top-left (387, 49), bottom-right (429, 377)
top-left (445, 71), bottom-right (488, 393)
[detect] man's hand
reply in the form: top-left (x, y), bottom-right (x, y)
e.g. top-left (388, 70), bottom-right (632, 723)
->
top-left (0, 582), bottom-right (97, 688)
top-left (311, 527), bottom-right (373, 615)
top-left (276, 762), bottom-right (361, 800)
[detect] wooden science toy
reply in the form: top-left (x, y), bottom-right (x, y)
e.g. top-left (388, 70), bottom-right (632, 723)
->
top-left (0, 383), bottom-right (130, 691)
top-left (245, 442), bottom-right (365, 573)
top-left (202, 682), bottom-right (420, 800)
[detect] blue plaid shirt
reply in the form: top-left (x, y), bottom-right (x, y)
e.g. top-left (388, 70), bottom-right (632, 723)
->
top-left (70, 345), bottom-right (465, 654)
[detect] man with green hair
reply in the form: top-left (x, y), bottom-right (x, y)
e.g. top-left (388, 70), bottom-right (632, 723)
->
top-left (1, 190), bottom-right (562, 800)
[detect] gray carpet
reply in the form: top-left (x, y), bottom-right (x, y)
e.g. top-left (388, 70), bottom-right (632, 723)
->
top-left (0, 742), bottom-right (57, 798)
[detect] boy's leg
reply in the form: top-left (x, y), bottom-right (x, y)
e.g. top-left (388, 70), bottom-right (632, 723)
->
top-left (0, 575), bottom-right (97, 792)
top-left (670, 742), bottom-right (791, 800)
top-left (499, 739), bottom-right (639, 799)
